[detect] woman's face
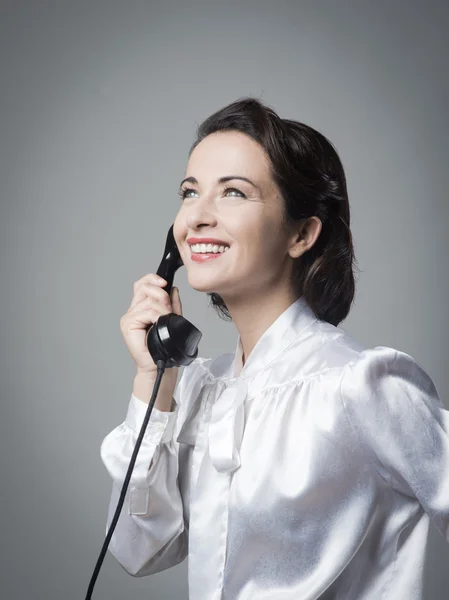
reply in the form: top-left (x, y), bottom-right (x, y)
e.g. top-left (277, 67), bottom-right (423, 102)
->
top-left (173, 131), bottom-right (297, 301)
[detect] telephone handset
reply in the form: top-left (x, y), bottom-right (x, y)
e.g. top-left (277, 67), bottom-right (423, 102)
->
top-left (84, 224), bottom-right (202, 600)
top-left (145, 224), bottom-right (202, 368)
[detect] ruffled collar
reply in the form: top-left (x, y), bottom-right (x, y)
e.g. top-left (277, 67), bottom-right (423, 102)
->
top-left (230, 295), bottom-right (317, 378)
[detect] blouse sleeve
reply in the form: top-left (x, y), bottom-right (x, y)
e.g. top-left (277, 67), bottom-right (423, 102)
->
top-left (100, 359), bottom-right (207, 576)
top-left (339, 346), bottom-right (449, 542)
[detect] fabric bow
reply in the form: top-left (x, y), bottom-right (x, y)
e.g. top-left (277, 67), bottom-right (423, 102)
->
top-left (176, 367), bottom-right (210, 446)
top-left (208, 378), bottom-right (249, 474)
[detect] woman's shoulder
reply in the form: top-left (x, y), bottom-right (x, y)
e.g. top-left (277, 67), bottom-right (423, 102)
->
top-left (309, 322), bottom-right (431, 383)
top-left (277, 320), bottom-right (434, 393)
top-left (268, 320), bottom-right (365, 383)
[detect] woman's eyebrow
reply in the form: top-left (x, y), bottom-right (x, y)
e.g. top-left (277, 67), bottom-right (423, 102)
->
top-left (179, 175), bottom-right (258, 189)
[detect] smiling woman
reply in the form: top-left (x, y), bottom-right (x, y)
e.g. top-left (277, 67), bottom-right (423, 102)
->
top-left (100, 97), bottom-right (448, 600)
top-left (172, 99), bottom-right (356, 330)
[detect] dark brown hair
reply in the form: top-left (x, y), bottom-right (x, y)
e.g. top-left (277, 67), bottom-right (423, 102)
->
top-left (188, 97), bottom-right (359, 327)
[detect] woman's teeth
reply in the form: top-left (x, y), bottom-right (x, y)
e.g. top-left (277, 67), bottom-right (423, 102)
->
top-left (190, 243), bottom-right (229, 254)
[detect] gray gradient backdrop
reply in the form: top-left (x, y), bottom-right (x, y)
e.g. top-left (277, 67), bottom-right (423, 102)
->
top-left (1, 1), bottom-right (448, 599)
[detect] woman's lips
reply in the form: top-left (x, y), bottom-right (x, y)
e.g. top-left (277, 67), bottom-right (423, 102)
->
top-left (190, 249), bottom-right (228, 262)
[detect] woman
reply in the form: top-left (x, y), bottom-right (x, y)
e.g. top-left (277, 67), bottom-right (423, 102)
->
top-left (101, 98), bottom-right (448, 599)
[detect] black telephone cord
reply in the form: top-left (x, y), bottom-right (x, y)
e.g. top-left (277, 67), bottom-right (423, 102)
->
top-left (84, 359), bottom-right (167, 599)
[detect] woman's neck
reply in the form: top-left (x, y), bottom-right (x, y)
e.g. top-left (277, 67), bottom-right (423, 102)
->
top-left (225, 287), bottom-right (299, 367)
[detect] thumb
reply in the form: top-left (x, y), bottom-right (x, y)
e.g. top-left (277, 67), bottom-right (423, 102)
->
top-left (170, 287), bottom-right (183, 316)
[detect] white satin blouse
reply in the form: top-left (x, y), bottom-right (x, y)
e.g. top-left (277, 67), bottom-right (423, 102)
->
top-left (100, 296), bottom-right (449, 599)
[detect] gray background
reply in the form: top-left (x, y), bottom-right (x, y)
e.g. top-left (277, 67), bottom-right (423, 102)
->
top-left (1, 1), bottom-right (448, 599)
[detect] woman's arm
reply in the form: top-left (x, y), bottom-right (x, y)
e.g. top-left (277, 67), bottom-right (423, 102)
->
top-left (339, 346), bottom-right (449, 541)
top-left (100, 391), bottom-right (188, 577)
top-left (100, 358), bottom-right (208, 577)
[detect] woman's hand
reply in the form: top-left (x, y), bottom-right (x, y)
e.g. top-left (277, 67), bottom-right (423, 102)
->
top-left (120, 273), bottom-right (183, 375)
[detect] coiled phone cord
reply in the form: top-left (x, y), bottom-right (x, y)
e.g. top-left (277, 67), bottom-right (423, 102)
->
top-left (84, 359), bottom-right (167, 600)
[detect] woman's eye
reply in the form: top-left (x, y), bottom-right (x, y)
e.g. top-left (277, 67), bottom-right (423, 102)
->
top-left (177, 186), bottom-right (246, 200)
top-left (178, 187), bottom-right (197, 199)
top-left (223, 187), bottom-right (245, 197)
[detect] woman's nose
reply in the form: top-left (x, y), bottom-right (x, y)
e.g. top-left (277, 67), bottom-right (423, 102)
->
top-left (185, 195), bottom-right (218, 229)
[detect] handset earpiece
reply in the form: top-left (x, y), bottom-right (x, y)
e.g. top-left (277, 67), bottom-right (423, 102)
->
top-left (154, 223), bottom-right (183, 298)
top-left (145, 225), bottom-right (202, 368)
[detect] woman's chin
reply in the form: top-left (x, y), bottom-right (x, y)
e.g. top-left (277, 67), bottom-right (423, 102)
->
top-left (190, 282), bottom-right (220, 294)
top-left (186, 274), bottom-right (226, 296)
top-left (185, 273), bottom-right (213, 291)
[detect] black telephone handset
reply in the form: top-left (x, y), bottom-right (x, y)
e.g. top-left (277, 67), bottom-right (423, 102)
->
top-left (145, 224), bottom-right (202, 368)
top-left (84, 225), bottom-right (202, 600)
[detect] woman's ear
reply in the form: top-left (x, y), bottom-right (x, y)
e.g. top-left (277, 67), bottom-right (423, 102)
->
top-left (288, 217), bottom-right (322, 258)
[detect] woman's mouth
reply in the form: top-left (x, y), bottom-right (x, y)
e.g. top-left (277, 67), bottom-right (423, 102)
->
top-left (190, 243), bottom-right (230, 262)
